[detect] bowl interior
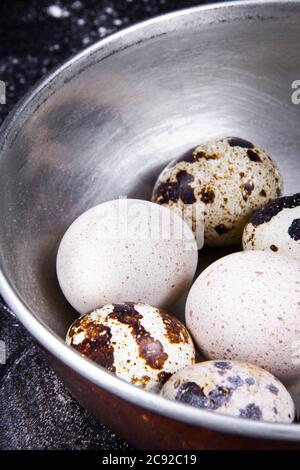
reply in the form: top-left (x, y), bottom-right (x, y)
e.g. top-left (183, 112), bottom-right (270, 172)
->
top-left (0, 0), bottom-right (300, 416)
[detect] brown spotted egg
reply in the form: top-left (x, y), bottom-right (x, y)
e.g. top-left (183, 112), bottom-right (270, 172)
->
top-left (243, 193), bottom-right (300, 260)
top-left (66, 302), bottom-right (195, 391)
top-left (161, 361), bottom-right (295, 423)
top-left (186, 251), bottom-right (300, 382)
top-left (152, 137), bottom-right (283, 246)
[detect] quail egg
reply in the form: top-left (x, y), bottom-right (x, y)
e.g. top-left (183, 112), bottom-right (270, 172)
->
top-left (66, 302), bottom-right (195, 391)
top-left (161, 361), bottom-right (295, 423)
top-left (186, 250), bottom-right (300, 382)
top-left (243, 193), bottom-right (300, 260)
top-left (152, 137), bottom-right (283, 246)
top-left (57, 199), bottom-right (198, 313)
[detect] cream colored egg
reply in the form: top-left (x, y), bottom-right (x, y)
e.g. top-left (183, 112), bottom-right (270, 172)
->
top-left (161, 361), bottom-right (294, 423)
top-left (152, 137), bottom-right (283, 246)
top-left (186, 251), bottom-right (300, 382)
top-left (57, 199), bottom-right (198, 313)
top-left (243, 193), bottom-right (300, 260)
top-left (66, 302), bottom-right (195, 391)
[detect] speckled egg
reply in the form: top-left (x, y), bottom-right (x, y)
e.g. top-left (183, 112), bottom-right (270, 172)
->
top-left (152, 137), bottom-right (283, 246)
top-left (57, 199), bottom-right (198, 314)
top-left (66, 302), bottom-right (195, 391)
top-left (186, 250), bottom-right (300, 382)
top-left (243, 193), bottom-right (300, 260)
top-left (161, 361), bottom-right (294, 423)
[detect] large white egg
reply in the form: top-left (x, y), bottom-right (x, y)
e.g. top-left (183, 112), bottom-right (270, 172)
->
top-left (186, 251), bottom-right (300, 382)
top-left (57, 199), bottom-right (198, 313)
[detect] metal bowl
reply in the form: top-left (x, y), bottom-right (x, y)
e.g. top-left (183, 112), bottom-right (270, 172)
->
top-left (0, 0), bottom-right (300, 449)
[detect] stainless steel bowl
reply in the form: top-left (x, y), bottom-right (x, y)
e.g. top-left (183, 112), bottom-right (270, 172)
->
top-left (0, 0), bottom-right (300, 449)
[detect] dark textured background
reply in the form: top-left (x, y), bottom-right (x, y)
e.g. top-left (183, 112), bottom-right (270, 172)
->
top-left (0, 0), bottom-right (229, 450)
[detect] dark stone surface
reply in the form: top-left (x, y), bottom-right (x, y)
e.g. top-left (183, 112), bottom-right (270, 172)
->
top-left (0, 0), bottom-right (231, 450)
top-left (0, 305), bottom-right (131, 450)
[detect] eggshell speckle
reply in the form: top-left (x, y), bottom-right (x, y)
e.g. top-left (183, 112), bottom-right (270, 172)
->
top-left (161, 361), bottom-right (294, 423)
top-left (186, 251), bottom-right (300, 382)
top-left (243, 193), bottom-right (300, 260)
top-left (57, 199), bottom-right (198, 313)
top-left (152, 137), bottom-right (283, 246)
top-left (66, 302), bottom-right (195, 391)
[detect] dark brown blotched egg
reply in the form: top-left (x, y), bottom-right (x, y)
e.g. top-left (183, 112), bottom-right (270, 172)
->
top-left (66, 302), bottom-right (195, 392)
top-left (243, 193), bottom-right (300, 260)
top-left (161, 361), bottom-right (295, 423)
top-left (152, 137), bottom-right (283, 246)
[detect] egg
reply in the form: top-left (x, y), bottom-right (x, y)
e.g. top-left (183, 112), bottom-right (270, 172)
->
top-left (161, 361), bottom-right (294, 423)
top-left (243, 193), bottom-right (300, 260)
top-left (57, 199), bottom-right (198, 313)
top-left (186, 250), bottom-right (300, 382)
top-left (66, 302), bottom-right (195, 391)
top-left (152, 137), bottom-right (283, 246)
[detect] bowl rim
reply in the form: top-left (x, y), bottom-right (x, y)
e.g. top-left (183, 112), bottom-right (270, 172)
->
top-left (1, 0), bottom-right (300, 442)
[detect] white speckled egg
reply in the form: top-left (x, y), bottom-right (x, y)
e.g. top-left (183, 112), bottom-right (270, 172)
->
top-left (161, 361), bottom-right (294, 423)
top-left (57, 199), bottom-right (198, 314)
top-left (152, 137), bottom-right (283, 246)
top-left (66, 302), bottom-right (195, 391)
top-left (186, 251), bottom-right (300, 382)
top-left (243, 193), bottom-right (300, 260)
